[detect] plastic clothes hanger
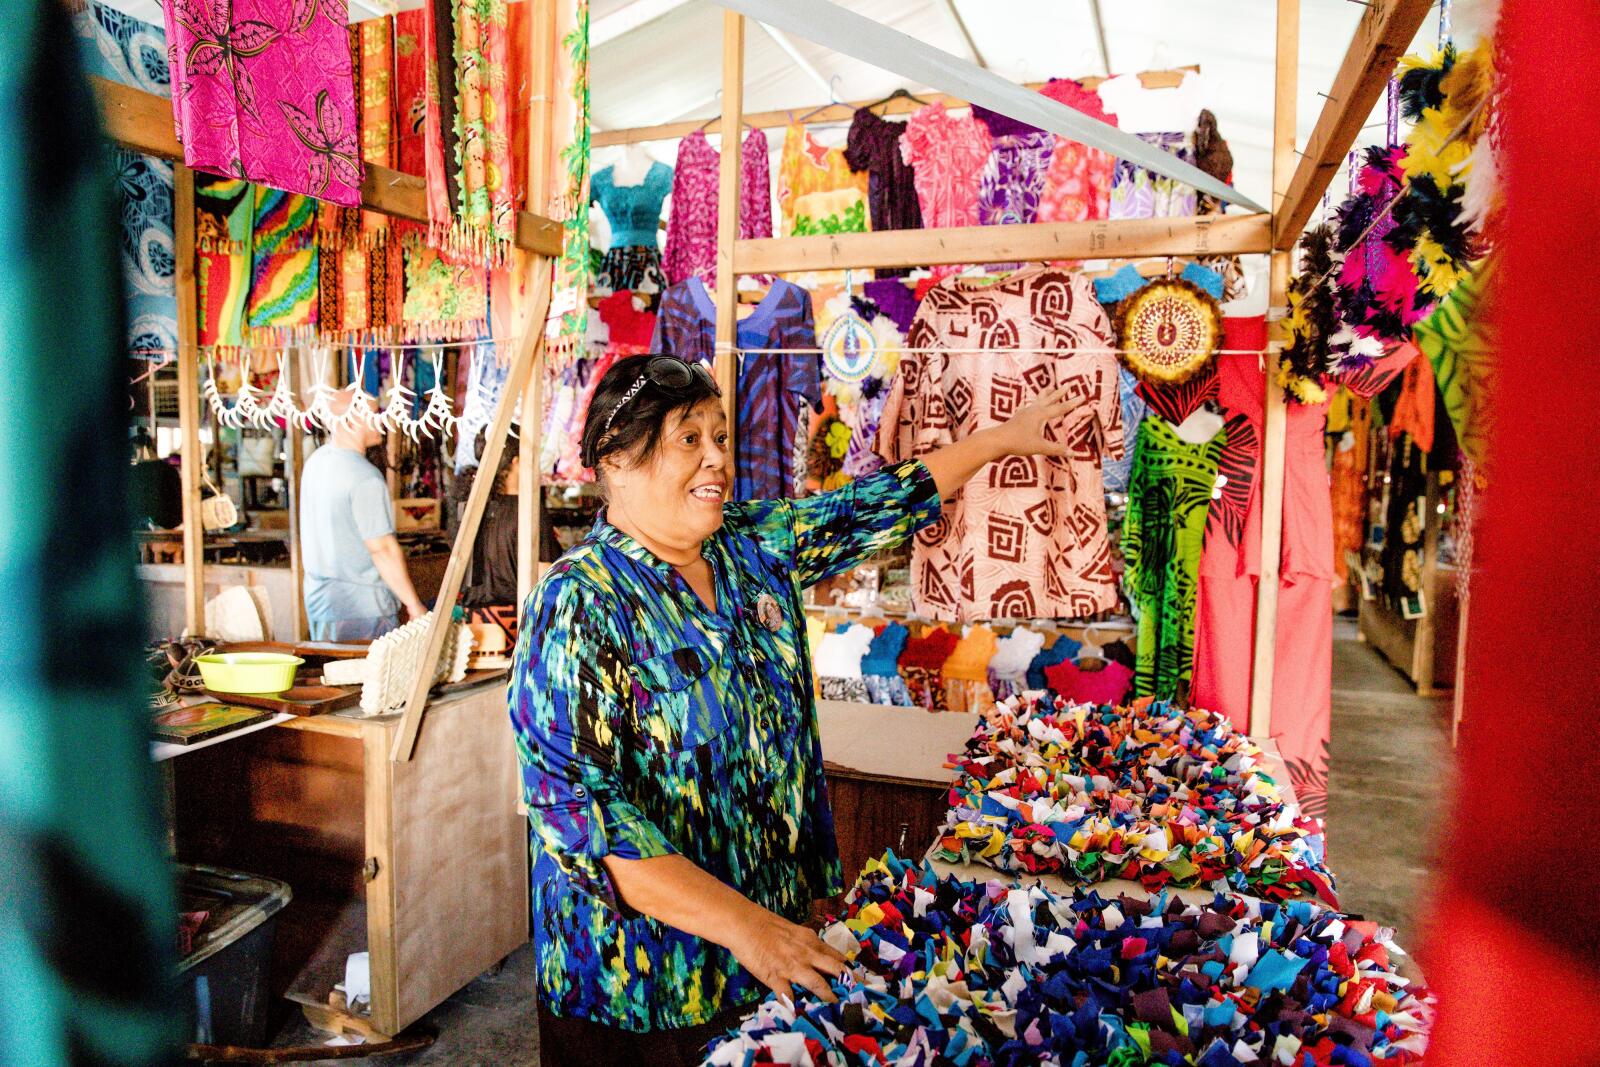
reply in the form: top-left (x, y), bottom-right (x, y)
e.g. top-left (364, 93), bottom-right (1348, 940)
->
top-left (866, 86), bottom-right (929, 114)
top-left (1075, 623), bottom-right (1107, 670)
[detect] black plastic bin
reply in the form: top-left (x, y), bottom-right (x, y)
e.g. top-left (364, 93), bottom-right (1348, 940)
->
top-left (177, 864), bottom-right (292, 1047)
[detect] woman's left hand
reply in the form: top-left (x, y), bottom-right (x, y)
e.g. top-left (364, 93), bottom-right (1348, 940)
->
top-left (992, 384), bottom-right (1090, 458)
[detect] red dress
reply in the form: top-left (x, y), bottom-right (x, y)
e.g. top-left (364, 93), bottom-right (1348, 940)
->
top-left (1189, 340), bottom-right (1335, 822)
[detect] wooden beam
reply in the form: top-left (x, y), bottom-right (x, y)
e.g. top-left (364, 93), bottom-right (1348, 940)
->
top-left (590, 67), bottom-right (1198, 146)
top-left (173, 164), bottom-right (206, 637)
top-left (714, 10), bottom-right (744, 433)
top-left (1272, 0), bottom-right (1432, 248)
top-left (393, 261), bottom-right (554, 763)
top-left (91, 77), bottom-right (563, 257)
top-left (1249, 0), bottom-right (1299, 740)
top-left (734, 213), bottom-right (1271, 275)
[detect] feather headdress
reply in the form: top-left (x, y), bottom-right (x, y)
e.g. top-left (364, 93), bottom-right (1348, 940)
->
top-left (1279, 225), bottom-right (1340, 405)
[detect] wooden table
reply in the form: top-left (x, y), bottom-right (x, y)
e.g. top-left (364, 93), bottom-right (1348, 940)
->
top-left (168, 678), bottom-right (525, 1039)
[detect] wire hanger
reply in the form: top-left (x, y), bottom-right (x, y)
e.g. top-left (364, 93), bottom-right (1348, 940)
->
top-left (796, 74), bottom-right (846, 124)
top-left (867, 86), bottom-right (929, 114)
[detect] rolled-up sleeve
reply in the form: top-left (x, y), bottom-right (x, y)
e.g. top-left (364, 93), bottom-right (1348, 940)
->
top-left (508, 571), bottom-right (676, 915)
top-left (738, 459), bottom-right (942, 588)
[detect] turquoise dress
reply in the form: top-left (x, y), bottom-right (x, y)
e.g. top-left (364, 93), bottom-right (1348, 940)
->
top-left (592, 161), bottom-right (672, 293)
top-left (509, 461), bottom-right (941, 1030)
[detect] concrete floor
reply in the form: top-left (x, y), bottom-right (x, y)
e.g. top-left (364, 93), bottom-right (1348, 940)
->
top-left (270, 620), bottom-right (1453, 1066)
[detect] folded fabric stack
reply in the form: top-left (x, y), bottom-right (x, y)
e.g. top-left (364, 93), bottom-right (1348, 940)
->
top-left (935, 695), bottom-right (1336, 905)
top-left (704, 853), bottom-right (1431, 1066)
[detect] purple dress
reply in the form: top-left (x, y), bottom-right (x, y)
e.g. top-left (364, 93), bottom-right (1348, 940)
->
top-left (971, 105), bottom-right (1055, 226)
top-left (662, 130), bottom-right (774, 286)
top-left (1110, 131), bottom-right (1199, 219)
top-left (649, 278), bottom-right (820, 500)
top-left (845, 109), bottom-right (922, 278)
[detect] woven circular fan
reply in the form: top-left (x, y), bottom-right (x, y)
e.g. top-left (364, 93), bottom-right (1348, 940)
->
top-left (1113, 277), bottom-right (1224, 385)
top-left (820, 308), bottom-right (879, 384)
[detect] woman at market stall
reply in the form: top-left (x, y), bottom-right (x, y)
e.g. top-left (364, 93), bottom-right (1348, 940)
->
top-left (509, 353), bottom-right (1088, 1064)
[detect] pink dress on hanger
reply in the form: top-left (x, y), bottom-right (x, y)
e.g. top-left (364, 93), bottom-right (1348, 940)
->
top-left (1034, 79), bottom-right (1117, 224)
top-left (661, 129), bottom-right (773, 285)
top-left (899, 102), bottom-right (992, 279)
top-left (1189, 339), bottom-right (1335, 822)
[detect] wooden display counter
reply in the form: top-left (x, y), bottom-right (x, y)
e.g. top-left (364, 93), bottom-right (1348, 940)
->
top-left (168, 678), bottom-right (525, 1039)
top-left (816, 701), bottom-right (978, 911)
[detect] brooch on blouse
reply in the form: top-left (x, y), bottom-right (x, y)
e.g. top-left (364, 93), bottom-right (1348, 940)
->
top-left (755, 593), bottom-right (784, 633)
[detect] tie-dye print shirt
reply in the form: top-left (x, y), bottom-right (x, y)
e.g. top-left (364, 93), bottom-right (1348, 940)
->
top-left (509, 460), bottom-right (942, 1031)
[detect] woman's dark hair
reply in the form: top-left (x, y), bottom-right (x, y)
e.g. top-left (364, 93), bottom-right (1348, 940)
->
top-left (579, 353), bottom-right (720, 472)
top-left (451, 425), bottom-right (520, 502)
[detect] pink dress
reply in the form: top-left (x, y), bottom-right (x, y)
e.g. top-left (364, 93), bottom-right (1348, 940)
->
top-left (877, 267), bottom-right (1123, 621)
top-left (899, 103), bottom-right (992, 279)
top-left (661, 129), bottom-right (773, 286)
top-left (1035, 79), bottom-right (1118, 224)
top-left (1189, 340), bottom-right (1335, 821)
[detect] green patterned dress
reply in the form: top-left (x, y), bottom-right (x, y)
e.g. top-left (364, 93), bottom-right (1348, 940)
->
top-left (1121, 416), bottom-right (1224, 701)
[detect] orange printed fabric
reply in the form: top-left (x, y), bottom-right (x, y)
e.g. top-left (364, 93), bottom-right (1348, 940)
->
top-left (777, 124), bottom-right (871, 236)
top-left (878, 267), bottom-right (1124, 622)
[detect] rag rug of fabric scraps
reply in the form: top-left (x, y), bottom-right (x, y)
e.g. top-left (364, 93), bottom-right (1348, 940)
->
top-left (163, 0), bottom-right (361, 205)
top-left (247, 186), bottom-right (319, 345)
top-left (704, 853), bottom-right (1432, 1066)
top-left (935, 695), bottom-right (1337, 906)
top-left (319, 18), bottom-right (402, 340)
top-left (195, 175), bottom-right (254, 356)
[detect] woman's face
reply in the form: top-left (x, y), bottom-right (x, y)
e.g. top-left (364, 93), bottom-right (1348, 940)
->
top-left (603, 397), bottom-right (730, 553)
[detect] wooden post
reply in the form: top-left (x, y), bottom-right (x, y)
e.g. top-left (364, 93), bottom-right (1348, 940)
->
top-left (174, 164), bottom-right (206, 637)
top-left (714, 11), bottom-right (744, 433)
top-left (393, 262), bottom-right (554, 763)
top-left (285, 348), bottom-right (307, 641)
top-left (1250, 0), bottom-right (1299, 739)
top-left (518, 0), bottom-right (559, 616)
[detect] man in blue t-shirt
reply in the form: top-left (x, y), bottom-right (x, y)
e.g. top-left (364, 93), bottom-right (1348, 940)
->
top-left (300, 390), bottom-right (425, 641)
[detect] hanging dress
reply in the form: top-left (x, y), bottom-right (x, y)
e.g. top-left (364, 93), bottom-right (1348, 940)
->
top-left (591, 161), bottom-right (672, 294)
top-left (1121, 415), bottom-right (1224, 701)
top-left (844, 108), bottom-right (922, 278)
top-left (650, 277), bottom-right (820, 500)
top-left (1035, 78), bottom-right (1118, 224)
top-left (1189, 350), bottom-right (1336, 822)
top-left (899, 102), bottom-right (992, 279)
top-left (662, 128), bottom-right (773, 286)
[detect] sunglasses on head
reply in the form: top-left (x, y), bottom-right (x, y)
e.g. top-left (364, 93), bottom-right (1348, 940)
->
top-left (584, 355), bottom-right (722, 466)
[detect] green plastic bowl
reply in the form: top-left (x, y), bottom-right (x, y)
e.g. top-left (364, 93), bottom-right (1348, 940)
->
top-left (195, 652), bottom-right (304, 695)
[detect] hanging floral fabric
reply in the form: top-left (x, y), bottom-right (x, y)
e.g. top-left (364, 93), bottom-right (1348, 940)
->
top-left (777, 123), bottom-right (870, 236)
top-left (447, 0), bottom-right (515, 264)
top-left (318, 19), bottom-right (402, 340)
top-left (75, 3), bottom-right (178, 361)
top-left (971, 105), bottom-right (1055, 227)
top-left (115, 150), bottom-right (178, 361)
top-left (402, 243), bottom-right (488, 340)
top-left (195, 176), bottom-right (253, 356)
top-left (246, 187), bottom-right (319, 345)
top-left (74, 0), bottom-right (172, 96)
top-left (537, 0), bottom-right (591, 363)
top-left (162, 0), bottom-right (362, 205)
